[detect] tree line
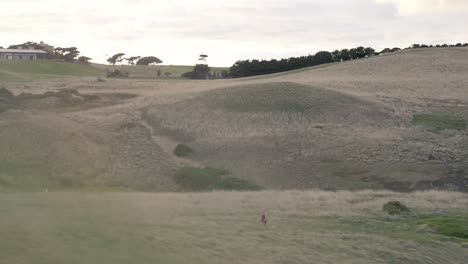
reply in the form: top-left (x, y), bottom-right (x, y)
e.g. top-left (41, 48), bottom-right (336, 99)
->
top-left (106, 53), bottom-right (163, 66)
top-left (228, 43), bottom-right (468, 78)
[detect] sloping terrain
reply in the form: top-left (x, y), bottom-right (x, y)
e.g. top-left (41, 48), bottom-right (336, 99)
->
top-left (1, 48), bottom-right (467, 191)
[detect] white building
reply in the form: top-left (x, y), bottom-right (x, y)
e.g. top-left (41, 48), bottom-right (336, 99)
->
top-left (0, 48), bottom-right (47, 60)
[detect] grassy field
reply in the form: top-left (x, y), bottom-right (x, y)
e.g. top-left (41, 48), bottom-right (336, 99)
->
top-left (91, 63), bottom-right (228, 78)
top-left (0, 60), bottom-right (103, 82)
top-left (0, 60), bottom-right (228, 82)
top-left (0, 191), bottom-right (467, 264)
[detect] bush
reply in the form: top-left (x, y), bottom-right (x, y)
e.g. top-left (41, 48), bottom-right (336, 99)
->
top-left (215, 177), bottom-right (261, 191)
top-left (174, 144), bottom-right (193, 157)
top-left (383, 201), bottom-right (410, 215)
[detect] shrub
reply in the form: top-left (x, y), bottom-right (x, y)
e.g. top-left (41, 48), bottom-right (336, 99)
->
top-left (174, 167), bottom-right (229, 191)
top-left (383, 201), bottom-right (410, 215)
top-left (215, 177), bottom-right (261, 191)
top-left (174, 144), bottom-right (193, 157)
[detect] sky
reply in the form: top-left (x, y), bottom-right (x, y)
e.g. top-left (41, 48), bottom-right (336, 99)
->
top-left (1, 0), bottom-right (468, 66)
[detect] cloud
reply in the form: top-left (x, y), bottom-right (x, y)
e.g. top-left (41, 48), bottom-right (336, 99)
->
top-left (0, 0), bottom-right (466, 65)
top-left (376, 0), bottom-right (468, 15)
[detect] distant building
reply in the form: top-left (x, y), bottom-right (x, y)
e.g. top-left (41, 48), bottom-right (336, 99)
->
top-left (0, 48), bottom-right (47, 61)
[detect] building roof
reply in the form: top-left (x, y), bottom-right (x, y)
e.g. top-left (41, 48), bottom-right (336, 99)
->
top-left (0, 49), bottom-right (47, 54)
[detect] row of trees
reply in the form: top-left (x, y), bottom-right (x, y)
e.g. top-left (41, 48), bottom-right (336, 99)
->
top-left (228, 43), bottom-right (468, 78)
top-left (106, 53), bottom-right (163, 66)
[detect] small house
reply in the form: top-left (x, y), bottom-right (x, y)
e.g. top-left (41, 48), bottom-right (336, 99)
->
top-left (0, 48), bottom-right (47, 61)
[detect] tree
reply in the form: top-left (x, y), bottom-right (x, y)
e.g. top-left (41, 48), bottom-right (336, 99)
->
top-left (364, 47), bottom-right (375, 57)
top-left (191, 64), bottom-right (211, 79)
top-left (54, 47), bottom-right (80, 62)
top-left (136, 56), bottom-right (163, 65)
top-left (125, 56), bottom-right (141, 65)
top-left (314, 51), bottom-right (333, 64)
top-left (199, 54), bottom-right (208, 63)
top-left (331, 50), bottom-right (341, 61)
top-left (107, 53), bottom-right (125, 65)
top-left (77, 56), bottom-right (92, 64)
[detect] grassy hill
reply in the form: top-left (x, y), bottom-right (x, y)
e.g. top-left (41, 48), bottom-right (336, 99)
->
top-left (1, 191), bottom-right (467, 264)
top-left (0, 60), bottom-right (103, 82)
top-left (0, 48), bottom-right (467, 192)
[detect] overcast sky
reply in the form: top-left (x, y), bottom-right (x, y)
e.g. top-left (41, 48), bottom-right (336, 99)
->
top-left (2, 0), bottom-right (467, 66)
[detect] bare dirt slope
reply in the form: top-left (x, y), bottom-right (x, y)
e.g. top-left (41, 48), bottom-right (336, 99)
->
top-left (1, 48), bottom-right (467, 191)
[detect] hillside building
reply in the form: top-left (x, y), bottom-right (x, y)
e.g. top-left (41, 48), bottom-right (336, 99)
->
top-left (0, 48), bottom-right (47, 61)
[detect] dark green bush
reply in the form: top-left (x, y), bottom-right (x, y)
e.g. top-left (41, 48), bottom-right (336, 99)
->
top-left (174, 144), bottom-right (193, 157)
top-left (383, 201), bottom-right (410, 215)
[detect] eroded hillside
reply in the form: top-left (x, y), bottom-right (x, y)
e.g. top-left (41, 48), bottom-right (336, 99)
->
top-left (1, 48), bottom-right (467, 191)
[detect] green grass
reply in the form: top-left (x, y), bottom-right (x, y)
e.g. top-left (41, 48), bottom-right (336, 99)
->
top-left (412, 114), bottom-right (466, 131)
top-left (0, 60), bottom-right (103, 81)
top-left (174, 167), bottom-right (260, 191)
top-left (0, 191), bottom-right (467, 264)
top-left (173, 144), bottom-right (193, 157)
top-left (417, 215), bottom-right (468, 240)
